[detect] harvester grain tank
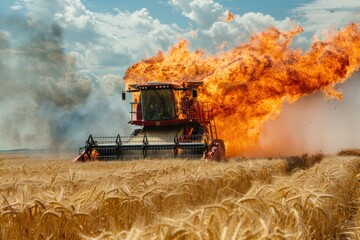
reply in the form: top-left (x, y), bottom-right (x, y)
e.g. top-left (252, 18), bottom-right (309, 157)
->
top-left (74, 81), bottom-right (225, 161)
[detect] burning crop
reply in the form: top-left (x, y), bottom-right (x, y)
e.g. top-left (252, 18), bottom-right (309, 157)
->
top-left (124, 23), bottom-right (360, 156)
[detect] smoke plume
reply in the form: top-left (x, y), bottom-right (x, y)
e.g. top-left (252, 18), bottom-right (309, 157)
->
top-left (0, 16), bottom-right (129, 150)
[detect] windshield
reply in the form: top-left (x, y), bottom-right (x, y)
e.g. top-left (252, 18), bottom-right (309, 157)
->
top-left (141, 89), bottom-right (176, 120)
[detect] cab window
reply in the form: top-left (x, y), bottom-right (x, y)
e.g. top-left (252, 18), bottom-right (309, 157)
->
top-left (142, 89), bottom-right (176, 120)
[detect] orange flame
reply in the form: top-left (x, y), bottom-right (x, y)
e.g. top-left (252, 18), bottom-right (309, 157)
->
top-left (224, 10), bottom-right (234, 22)
top-left (124, 23), bottom-right (360, 157)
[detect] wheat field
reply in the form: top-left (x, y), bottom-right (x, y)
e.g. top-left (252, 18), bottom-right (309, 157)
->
top-left (0, 152), bottom-right (360, 239)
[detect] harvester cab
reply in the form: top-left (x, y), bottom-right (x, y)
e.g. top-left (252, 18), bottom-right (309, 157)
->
top-left (73, 81), bottom-right (226, 162)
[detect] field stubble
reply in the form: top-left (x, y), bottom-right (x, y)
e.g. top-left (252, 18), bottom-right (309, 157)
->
top-left (0, 153), bottom-right (359, 239)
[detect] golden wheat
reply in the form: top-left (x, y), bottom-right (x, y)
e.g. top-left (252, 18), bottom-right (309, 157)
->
top-left (1, 153), bottom-right (359, 240)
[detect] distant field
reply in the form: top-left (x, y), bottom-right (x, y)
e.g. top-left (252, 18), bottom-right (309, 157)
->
top-left (0, 153), bottom-right (360, 239)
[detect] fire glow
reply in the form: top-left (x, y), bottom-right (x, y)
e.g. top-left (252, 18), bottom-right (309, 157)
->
top-left (124, 23), bottom-right (360, 157)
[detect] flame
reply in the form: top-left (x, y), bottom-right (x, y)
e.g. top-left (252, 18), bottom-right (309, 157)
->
top-left (124, 23), bottom-right (360, 157)
top-left (224, 10), bottom-right (234, 22)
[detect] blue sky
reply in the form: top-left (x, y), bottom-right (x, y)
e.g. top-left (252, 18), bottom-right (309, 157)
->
top-left (80, 0), bottom-right (308, 26)
top-left (0, 0), bottom-right (359, 151)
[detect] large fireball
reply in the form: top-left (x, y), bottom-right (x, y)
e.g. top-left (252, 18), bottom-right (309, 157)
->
top-left (124, 23), bottom-right (360, 156)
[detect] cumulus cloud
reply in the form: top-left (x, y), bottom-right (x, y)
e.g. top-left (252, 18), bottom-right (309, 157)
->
top-left (10, 2), bottom-right (23, 11)
top-left (16, 0), bottom-right (62, 21)
top-left (53, 2), bottom-right (181, 78)
top-left (196, 12), bottom-right (293, 51)
top-left (171, 0), bottom-right (224, 28)
top-left (170, 0), bottom-right (294, 52)
top-left (12, 0), bottom-right (180, 76)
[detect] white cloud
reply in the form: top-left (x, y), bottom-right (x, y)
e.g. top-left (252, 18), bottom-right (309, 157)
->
top-left (13, 0), bottom-right (298, 76)
top-left (170, 0), bottom-right (293, 51)
top-left (293, 0), bottom-right (360, 33)
top-left (5, 0), bottom-right (184, 80)
top-left (171, 0), bottom-right (224, 28)
top-left (53, 1), bottom-right (180, 76)
top-left (170, 0), bottom-right (360, 51)
top-left (10, 2), bottom-right (23, 11)
top-left (18, 0), bottom-right (62, 21)
top-left (195, 12), bottom-right (293, 51)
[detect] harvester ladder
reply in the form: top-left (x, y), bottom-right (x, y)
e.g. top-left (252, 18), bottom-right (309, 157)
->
top-left (209, 107), bottom-right (218, 140)
top-left (209, 119), bottom-right (218, 140)
top-left (202, 103), bottom-right (218, 140)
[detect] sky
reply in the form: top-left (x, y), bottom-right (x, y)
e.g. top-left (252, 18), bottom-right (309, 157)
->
top-left (0, 0), bottom-right (360, 155)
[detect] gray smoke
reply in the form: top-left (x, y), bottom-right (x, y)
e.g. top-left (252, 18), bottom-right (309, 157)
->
top-left (0, 16), bottom-right (131, 150)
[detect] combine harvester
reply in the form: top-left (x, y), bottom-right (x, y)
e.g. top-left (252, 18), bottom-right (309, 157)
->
top-left (73, 81), bottom-right (225, 162)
